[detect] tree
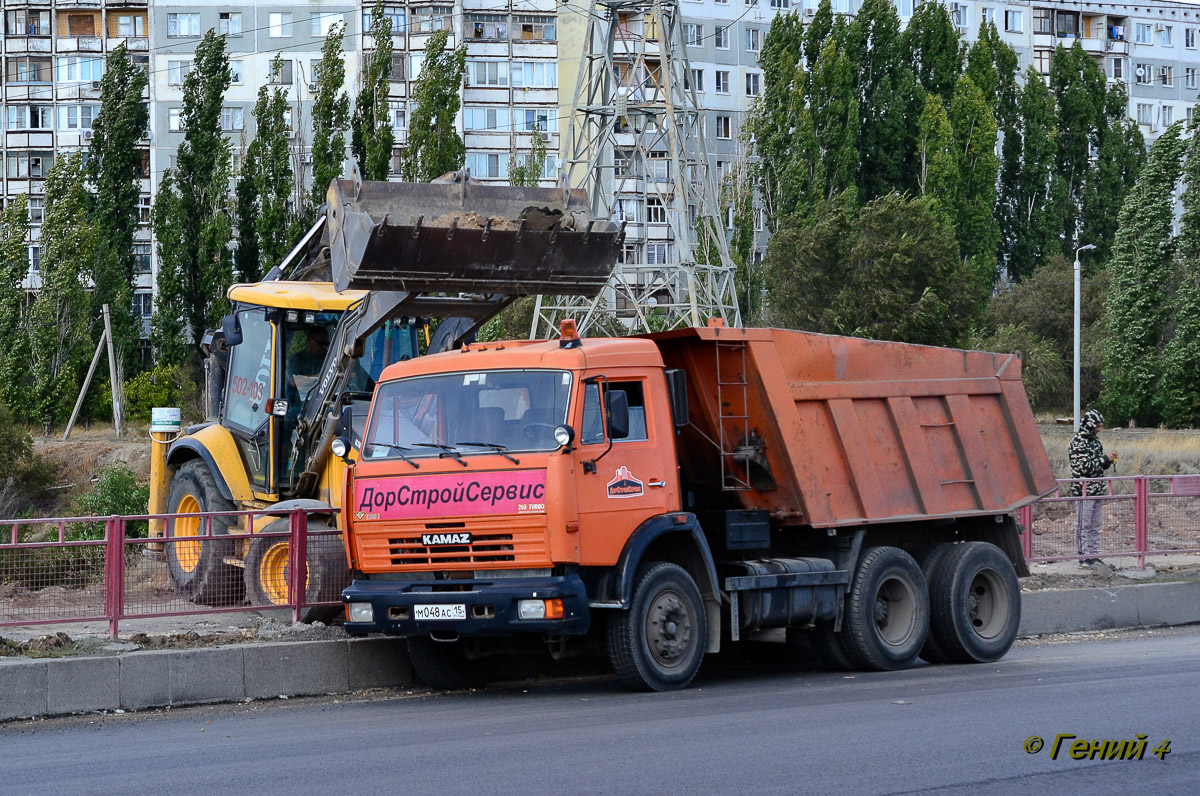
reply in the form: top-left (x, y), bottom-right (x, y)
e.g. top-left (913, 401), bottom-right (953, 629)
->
top-left (846, 0), bottom-right (909, 200)
top-left (999, 68), bottom-right (1061, 281)
top-left (88, 43), bottom-right (149, 366)
top-left (310, 21), bottom-right (351, 210)
top-left (0, 195), bottom-right (30, 415)
top-left (948, 74), bottom-right (999, 292)
top-left (1049, 42), bottom-right (1107, 256)
top-left (352, 1), bottom-right (395, 180)
top-left (233, 145), bottom-right (259, 282)
top-left (247, 55), bottom-right (296, 277)
top-left (151, 30), bottom-right (233, 365)
top-left (914, 93), bottom-right (958, 221)
top-left (508, 122), bottom-right (547, 187)
top-left (1102, 123), bottom-right (1186, 426)
top-left (747, 12), bottom-right (806, 228)
top-left (1160, 126), bottom-right (1200, 426)
top-left (764, 193), bottom-right (976, 347)
top-left (808, 38), bottom-right (859, 206)
top-left (402, 29), bottom-right (467, 182)
top-left (802, 0), bottom-right (835, 77)
top-left (27, 153), bottom-right (95, 428)
top-left (902, 1), bottom-right (963, 102)
top-left (1080, 84), bottom-right (1145, 263)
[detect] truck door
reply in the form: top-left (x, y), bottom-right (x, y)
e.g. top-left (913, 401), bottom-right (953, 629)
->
top-left (222, 308), bottom-right (277, 496)
top-left (573, 374), bottom-right (679, 566)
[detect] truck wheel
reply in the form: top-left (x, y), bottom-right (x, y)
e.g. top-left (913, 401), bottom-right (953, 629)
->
top-left (841, 547), bottom-right (929, 671)
top-left (803, 622), bottom-right (857, 672)
top-left (243, 520), bottom-right (350, 623)
top-left (165, 460), bottom-right (241, 606)
top-left (408, 638), bottom-right (497, 691)
top-left (608, 562), bottom-right (707, 691)
top-left (928, 542), bottom-right (1021, 664)
top-left (916, 544), bottom-right (954, 664)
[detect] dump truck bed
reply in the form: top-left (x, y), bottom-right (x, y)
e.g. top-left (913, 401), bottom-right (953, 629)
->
top-left (651, 327), bottom-right (1057, 529)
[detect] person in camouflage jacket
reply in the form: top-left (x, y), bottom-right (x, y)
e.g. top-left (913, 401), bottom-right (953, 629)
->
top-left (1069, 409), bottom-right (1117, 564)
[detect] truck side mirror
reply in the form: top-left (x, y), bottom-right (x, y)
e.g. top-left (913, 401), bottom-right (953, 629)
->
top-left (606, 390), bottom-right (629, 440)
top-left (665, 369), bottom-right (688, 428)
top-left (222, 313), bottom-right (243, 347)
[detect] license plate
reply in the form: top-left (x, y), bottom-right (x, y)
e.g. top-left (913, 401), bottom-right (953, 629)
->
top-left (414, 604), bottom-right (466, 620)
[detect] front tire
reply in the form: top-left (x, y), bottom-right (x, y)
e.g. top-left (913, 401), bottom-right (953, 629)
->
top-left (928, 542), bottom-right (1021, 664)
top-left (840, 547), bottom-right (929, 671)
top-left (408, 638), bottom-right (497, 691)
top-left (165, 460), bottom-right (241, 606)
top-left (608, 562), bottom-right (707, 691)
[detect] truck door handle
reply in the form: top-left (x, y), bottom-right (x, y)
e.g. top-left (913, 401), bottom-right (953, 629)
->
top-left (648, 480), bottom-right (666, 488)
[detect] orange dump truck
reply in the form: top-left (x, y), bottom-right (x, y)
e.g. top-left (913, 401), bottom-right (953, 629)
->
top-left (338, 322), bottom-right (1056, 691)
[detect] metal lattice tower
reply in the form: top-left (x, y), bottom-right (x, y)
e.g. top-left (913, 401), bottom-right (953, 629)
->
top-left (532, 0), bottom-right (741, 337)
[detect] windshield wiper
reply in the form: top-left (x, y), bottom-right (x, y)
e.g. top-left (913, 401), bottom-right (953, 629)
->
top-left (373, 444), bottom-right (420, 469)
top-left (456, 441), bottom-right (521, 465)
top-left (414, 443), bottom-right (468, 467)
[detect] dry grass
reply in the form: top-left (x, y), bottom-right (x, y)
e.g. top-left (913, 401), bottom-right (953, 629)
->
top-left (1038, 420), bottom-right (1200, 492)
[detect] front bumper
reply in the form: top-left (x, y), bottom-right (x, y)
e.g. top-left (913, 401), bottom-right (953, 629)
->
top-left (341, 574), bottom-right (591, 637)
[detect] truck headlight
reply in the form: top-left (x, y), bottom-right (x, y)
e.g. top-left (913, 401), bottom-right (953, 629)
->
top-left (347, 602), bottom-right (374, 623)
top-left (517, 599), bottom-right (546, 620)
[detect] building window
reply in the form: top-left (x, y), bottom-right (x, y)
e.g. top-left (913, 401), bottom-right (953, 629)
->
top-left (27, 198), bottom-right (44, 225)
top-left (218, 12), bottom-right (241, 37)
top-left (269, 13), bottom-right (293, 39)
top-left (5, 11), bottom-right (52, 37)
top-left (137, 196), bottom-right (151, 224)
top-left (684, 24), bottom-right (702, 46)
top-left (413, 6), bottom-right (452, 34)
top-left (7, 153), bottom-right (51, 180)
top-left (1055, 11), bottom-right (1078, 38)
top-left (467, 61), bottom-right (509, 87)
top-left (645, 243), bottom-right (670, 265)
top-left (271, 60), bottom-right (294, 85)
top-left (746, 73), bottom-right (760, 96)
top-left (1004, 10), bottom-right (1023, 33)
top-left (516, 107), bottom-right (555, 132)
top-left (1033, 9), bottom-right (1051, 35)
top-left (952, 4), bottom-right (968, 30)
top-left (229, 61), bottom-right (243, 85)
top-left (1112, 58), bottom-right (1123, 80)
top-left (364, 7), bottom-right (406, 34)
top-left (55, 105), bottom-right (93, 130)
top-left (619, 243), bottom-right (640, 264)
top-left (616, 198), bottom-right (639, 223)
top-left (771, 0), bottom-right (791, 8)
top-left (1188, 28), bottom-right (1197, 49)
top-left (647, 151), bottom-right (669, 181)
top-left (133, 292), bottom-right (153, 318)
top-left (168, 108), bottom-right (182, 132)
top-left (1163, 105), bottom-right (1174, 126)
top-left (389, 54), bottom-right (406, 81)
top-left (646, 198), bottom-right (666, 224)
top-left (1135, 23), bottom-right (1152, 45)
top-left (1136, 63), bottom-right (1152, 84)
top-left (746, 28), bottom-right (761, 52)
top-left (714, 26), bottom-right (729, 49)
top-left (464, 152), bottom-right (507, 180)
top-left (220, 107), bottom-right (244, 132)
top-left (715, 70), bottom-right (730, 94)
top-left (468, 13), bottom-right (507, 40)
top-left (167, 60), bottom-right (192, 86)
top-left (1160, 66), bottom-right (1175, 87)
top-left (29, 247), bottom-right (40, 274)
top-left (511, 62), bottom-right (557, 88)
top-left (167, 13), bottom-right (201, 38)
top-left (716, 115), bottom-right (732, 139)
top-left (1034, 49), bottom-right (1052, 75)
top-left (463, 106), bottom-right (507, 131)
top-left (514, 15), bottom-right (555, 41)
top-left (1162, 25), bottom-right (1174, 47)
top-left (982, 7), bottom-right (995, 25)
top-left (1187, 67), bottom-right (1197, 89)
top-left (8, 57), bottom-right (52, 84)
top-left (689, 69), bottom-right (705, 92)
top-left (1189, 106), bottom-right (1195, 126)
top-left (311, 12), bottom-right (343, 37)
top-left (117, 15), bottom-right (146, 38)
top-left (1137, 103), bottom-right (1153, 125)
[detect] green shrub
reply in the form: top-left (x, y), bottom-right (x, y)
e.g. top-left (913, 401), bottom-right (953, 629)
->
top-left (69, 463), bottom-right (150, 539)
top-left (124, 364), bottom-right (203, 424)
top-left (0, 402), bottom-right (56, 518)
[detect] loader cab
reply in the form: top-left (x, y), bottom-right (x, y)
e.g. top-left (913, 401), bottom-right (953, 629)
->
top-left (220, 283), bottom-right (419, 499)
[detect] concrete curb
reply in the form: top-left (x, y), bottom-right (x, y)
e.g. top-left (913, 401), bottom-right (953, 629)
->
top-left (4, 580), bottom-right (1200, 722)
top-left (0, 637), bottom-right (412, 723)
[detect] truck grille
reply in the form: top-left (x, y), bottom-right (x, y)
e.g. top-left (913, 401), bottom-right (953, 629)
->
top-left (356, 516), bottom-right (551, 571)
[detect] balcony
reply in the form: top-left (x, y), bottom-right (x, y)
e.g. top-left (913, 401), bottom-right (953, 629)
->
top-left (106, 37), bottom-right (149, 52)
top-left (56, 37), bottom-right (103, 53)
top-left (1106, 39), bottom-right (1130, 56)
top-left (1081, 33), bottom-right (1106, 55)
top-left (4, 38), bottom-right (53, 55)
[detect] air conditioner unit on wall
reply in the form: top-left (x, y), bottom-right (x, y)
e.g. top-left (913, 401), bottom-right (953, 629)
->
top-left (804, 7), bottom-right (816, 16)
top-left (83, 129), bottom-right (94, 139)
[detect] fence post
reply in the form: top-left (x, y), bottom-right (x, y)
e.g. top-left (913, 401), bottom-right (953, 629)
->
top-left (290, 508), bottom-right (309, 624)
top-left (1019, 505), bottom-right (1034, 563)
top-left (104, 516), bottom-right (125, 638)
top-left (1135, 477), bottom-right (1148, 568)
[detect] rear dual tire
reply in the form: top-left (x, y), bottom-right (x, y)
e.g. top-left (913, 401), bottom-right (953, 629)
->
top-left (925, 542), bottom-right (1021, 664)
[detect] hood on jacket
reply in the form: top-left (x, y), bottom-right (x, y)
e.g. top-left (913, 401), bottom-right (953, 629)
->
top-left (1079, 409), bottom-right (1104, 435)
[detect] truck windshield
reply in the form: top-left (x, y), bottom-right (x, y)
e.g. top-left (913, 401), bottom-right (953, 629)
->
top-left (363, 370), bottom-right (573, 459)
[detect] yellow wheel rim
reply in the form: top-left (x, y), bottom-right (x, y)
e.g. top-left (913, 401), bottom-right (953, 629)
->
top-left (258, 542), bottom-right (310, 605)
top-left (173, 495), bottom-right (202, 573)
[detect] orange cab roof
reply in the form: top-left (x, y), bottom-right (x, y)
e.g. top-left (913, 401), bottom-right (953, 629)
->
top-left (379, 336), bottom-right (664, 382)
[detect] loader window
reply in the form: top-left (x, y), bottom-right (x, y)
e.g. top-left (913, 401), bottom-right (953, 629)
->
top-left (224, 309), bottom-right (273, 434)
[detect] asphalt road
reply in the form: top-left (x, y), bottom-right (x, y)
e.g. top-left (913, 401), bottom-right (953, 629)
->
top-left (4, 628), bottom-right (1199, 795)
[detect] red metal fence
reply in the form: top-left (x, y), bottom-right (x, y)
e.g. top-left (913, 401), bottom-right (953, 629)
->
top-left (0, 508), bottom-right (340, 637)
top-left (1020, 475), bottom-right (1200, 567)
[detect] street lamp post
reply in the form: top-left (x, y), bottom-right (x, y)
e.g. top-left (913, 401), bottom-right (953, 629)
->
top-left (1074, 243), bottom-right (1097, 431)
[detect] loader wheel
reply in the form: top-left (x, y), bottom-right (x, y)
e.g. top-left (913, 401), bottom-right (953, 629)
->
top-left (408, 638), bottom-right (497, 691)
top-left (244, 519), bottom-right (350, 623)
top-left (840, 547), bottom-right (929, 671)
top-left (608, 562), bottom-right (707, 691)
top-left (165, 460), bottom-right (242, 606)
top-left (916, 544), bottom-right (954, 665)
top-left (928, 542), bottom-right (1021, 664)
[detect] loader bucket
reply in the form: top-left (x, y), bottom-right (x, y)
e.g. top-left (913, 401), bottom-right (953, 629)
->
top-left (325, 177), bottom-right (621, 297)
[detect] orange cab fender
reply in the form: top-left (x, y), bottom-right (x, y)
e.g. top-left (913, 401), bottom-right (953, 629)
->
top-left (593, 513), bottom-right (721, 610)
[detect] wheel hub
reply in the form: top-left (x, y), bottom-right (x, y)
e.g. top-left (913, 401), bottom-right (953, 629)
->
top-left (645, 589), bottom-right (693, 668)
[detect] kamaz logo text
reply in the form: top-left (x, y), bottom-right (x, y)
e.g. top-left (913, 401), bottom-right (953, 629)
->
top-left (421, 532), bottom-right (472, 546)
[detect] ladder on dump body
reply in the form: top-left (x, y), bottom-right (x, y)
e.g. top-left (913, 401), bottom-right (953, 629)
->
top-left (715, 340), bottom-right (752, 490)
